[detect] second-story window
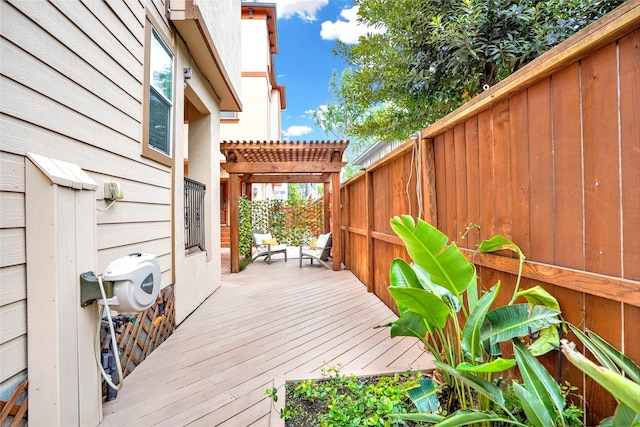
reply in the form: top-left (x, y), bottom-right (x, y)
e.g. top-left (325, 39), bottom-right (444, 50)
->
top-left (142, 15), bottom-right (174, 167)
top-left (149, 28), bottom-right (173, 156)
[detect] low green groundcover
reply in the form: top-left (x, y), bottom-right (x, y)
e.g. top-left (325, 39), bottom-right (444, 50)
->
top-left (278, 367), bottom-right (426, 427)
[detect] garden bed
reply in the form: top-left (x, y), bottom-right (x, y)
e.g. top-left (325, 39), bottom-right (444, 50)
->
top-left (268, 368), bottom-right (434, 427)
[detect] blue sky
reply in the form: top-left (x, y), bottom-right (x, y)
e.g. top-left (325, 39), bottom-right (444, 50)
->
top-left (248, 0), bottom-right (382, 141)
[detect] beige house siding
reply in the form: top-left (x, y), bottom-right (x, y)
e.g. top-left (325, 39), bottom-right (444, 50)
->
top-left (0, 0), bottom-right (240, 416)
top-left (0, 0), bottom-right (171, 387)
top-left (270, 88), bottom-right (282, 140)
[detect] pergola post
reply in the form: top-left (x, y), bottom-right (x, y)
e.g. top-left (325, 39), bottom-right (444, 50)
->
top-left (323, 181), bottom-right (331, 233)
top-left (331, 172), bottom-right (341, 271)
top-left (229, 172), bottom-right (240, 273)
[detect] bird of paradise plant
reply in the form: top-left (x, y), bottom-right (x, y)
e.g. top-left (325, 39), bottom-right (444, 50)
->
top-left (385, 215), bottom-right (575, 426)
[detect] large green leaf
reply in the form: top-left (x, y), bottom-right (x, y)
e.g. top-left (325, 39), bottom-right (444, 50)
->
top-left (478, 235), bottom-right (525, 304)
top-left (390, 311), bottom-right (429, 340)
top-left (389, 286), bottom-right (450, 330)
top-left (465, 274), bottom-right (479, 313)
top-left (456, 358), bottom-right (516, 373)
top-left (406, 378), bottom-right (439, 413)
top-left (391, 410), bottom-right (528, 427)
top-left (516, 286), bottom-right (561, 356)
top-left (526, 325), bottom-right (559, 356)
top-left (390, 216), bottom-right (474, 300)
top-left (516, 286), bottom-right (560, 311)
top-left (513, 339), bottom-right (565, 421)
top-left (462, 282), bottom-right (501, 362)
top-left (561, 339), bottom-right (640, 413)
top-left (434, 361), bottom-right (505, 406)
top-left (432, 410), bottom-right (528, 427)
top-left (568, 325), bottom-right (620, 373)
top-left (389, 259), bottom-right (424, 316)
top-left (478, 235), bottom-right (525, 259)
top-left (389, 258), bottom-right (423, 290)
top-left (482, 304), bottom-right (561, 345)
top-left (388, 413), bottom-right (444, 422)
top-left (413, 264), bottom-right (462, 312)
top-left (585, 328), bottom-right (640, 384)
top-left (613, 404), bottom-right (640, 427)
top-left (512, 382), bottom-right (554, 427)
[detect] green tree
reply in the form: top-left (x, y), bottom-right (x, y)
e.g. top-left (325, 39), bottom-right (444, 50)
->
top-left (312, 69), bottom-right (378, 181)
top-left (288, 183), bottom-right (302, 203)
top-left (334, 0), bottom-right (625, 141)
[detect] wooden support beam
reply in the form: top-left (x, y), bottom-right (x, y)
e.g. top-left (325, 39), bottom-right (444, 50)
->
top-left (323, 182), bottom-right (331, 233)
top-left (220, 141), bottom-right (349, 151)
top-left (241, 174), bottom-right (327, 183)
top-left (229, 173), bottom-right (240, 273)
top-left (222, 161), bottom-right (345, 174)
top-left (331, 172), bottom-right (341, 271)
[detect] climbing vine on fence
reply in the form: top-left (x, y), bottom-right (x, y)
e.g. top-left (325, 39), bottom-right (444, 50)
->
top-left (238, 197), bottom-right (253, 257)
top-left (240, 198), bottom-right (325, 248)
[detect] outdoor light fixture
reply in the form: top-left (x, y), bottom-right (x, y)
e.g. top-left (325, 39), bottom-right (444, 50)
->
top-left (184, 67), bottom-right (192, 80)
top-left (252, 186), bottom-right (258, 197)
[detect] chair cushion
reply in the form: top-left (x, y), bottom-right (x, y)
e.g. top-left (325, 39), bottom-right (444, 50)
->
top-left (262, 237), bottom-right (278, 245)
top-left (316, 233), bottom-right (330, 249)
top-left (254, 233), bottom-right (272, 246)
top-left (309, 239), bottom-right (318, 250)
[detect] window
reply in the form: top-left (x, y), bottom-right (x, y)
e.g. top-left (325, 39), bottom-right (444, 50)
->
top-left (220, 111), bottom-right (236, 119)
top-left (143, 16), bottom-right (174, 166)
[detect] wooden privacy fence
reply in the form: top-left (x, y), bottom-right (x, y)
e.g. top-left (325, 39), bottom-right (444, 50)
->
top-left (340, 3), bottom-right (639, 424)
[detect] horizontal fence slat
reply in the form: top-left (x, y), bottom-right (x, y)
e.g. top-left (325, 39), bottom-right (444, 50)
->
top-left (460, 248), bottom-right (640, 307)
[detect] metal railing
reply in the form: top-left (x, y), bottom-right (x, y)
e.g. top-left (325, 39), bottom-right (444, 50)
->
top-left (184, 177), bottom-right (206, 251)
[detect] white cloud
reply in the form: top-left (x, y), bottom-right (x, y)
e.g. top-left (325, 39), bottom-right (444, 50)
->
top-left (320, 5), bottom-right (384, 44)
top-left (282, 125), bottom-right (313, 138)
top-left (254, 0), bottom-right (328, 22)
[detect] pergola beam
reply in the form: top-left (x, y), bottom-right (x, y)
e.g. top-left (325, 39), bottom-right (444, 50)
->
top-left (240, 175), bottom-right (329, 184)
top-left (222, 161), bottom-right (345, 174)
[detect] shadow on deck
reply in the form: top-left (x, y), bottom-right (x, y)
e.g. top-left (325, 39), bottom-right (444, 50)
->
top-left (100, 253), bottom-right (434, 426)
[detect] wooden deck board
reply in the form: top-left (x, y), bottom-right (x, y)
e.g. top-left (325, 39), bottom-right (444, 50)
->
top-left (100, 259), bottom-right (434, 426)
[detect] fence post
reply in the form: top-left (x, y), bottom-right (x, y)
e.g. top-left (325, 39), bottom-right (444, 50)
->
top-left (343, 185), bottom-right (350, 270)
top-left (365, 170), bottom-right (374, 292)
top-left (421, 137), bottom-right (438, 227)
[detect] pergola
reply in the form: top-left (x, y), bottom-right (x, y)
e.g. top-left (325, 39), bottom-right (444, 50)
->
top-left (220, 140), bottom-right (349, 273)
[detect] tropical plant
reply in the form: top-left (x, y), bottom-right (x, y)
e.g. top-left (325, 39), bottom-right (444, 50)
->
top-left (384, 215), bottom-right (576, 425)
top-left (561, 327), bottom-right (640, 426)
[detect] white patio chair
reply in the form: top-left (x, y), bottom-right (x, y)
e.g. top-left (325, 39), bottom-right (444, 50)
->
top-left (299, 232), bottom-right (332, 269)
top-left (252, 231), bottom-right (287, 264)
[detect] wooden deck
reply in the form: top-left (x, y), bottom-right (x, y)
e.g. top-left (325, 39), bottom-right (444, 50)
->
top-left (100, 253), bottom-right (434, 426)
